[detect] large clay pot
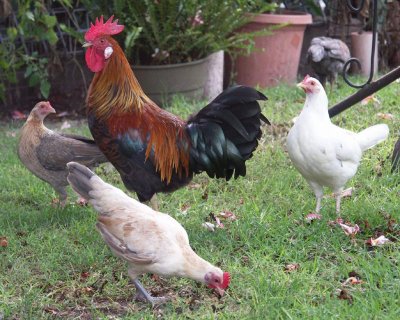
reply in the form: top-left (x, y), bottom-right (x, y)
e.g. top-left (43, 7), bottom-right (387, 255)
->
top-left (133, 52), bottom-right (223, 106)
top-left (351, 31), bottom-right (378, 77)
top-left (234, 11), bottom-right (312, 87)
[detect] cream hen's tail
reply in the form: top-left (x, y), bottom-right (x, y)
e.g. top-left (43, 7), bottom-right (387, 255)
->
top-left (356, 124), bottom-right (389, 152)
top-left (67, 162), bottom-right (139, 214)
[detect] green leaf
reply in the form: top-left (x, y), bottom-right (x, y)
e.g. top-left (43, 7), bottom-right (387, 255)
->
top-left (28, 73), bottom-right (40, 87)
top-left (45, 31), bottom-right (58, 45)
top-left (43, 15), bottom-right (57, 28)
top-left (25, 11), bottom-right (35, 21)
top-left (40, 81), bottom-right (50, 98)
top-left (6, 27), bottom-right (18, 40)
top-left (24, 65), bottom-right (33, 78)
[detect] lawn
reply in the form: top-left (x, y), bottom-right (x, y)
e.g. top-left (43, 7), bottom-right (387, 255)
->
top-left (0, 80), bottom-right (399, 319)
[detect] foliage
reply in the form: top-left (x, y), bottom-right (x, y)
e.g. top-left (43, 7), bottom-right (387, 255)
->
top-left (0, 0), bottom-right (61, 103)
top-left (1, 79), bottom-right (399, 318)
top-left (81, 0), bottom-right (276, 65)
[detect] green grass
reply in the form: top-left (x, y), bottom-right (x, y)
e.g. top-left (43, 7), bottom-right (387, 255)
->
top-left (1, 80), bottom-right (399, 319)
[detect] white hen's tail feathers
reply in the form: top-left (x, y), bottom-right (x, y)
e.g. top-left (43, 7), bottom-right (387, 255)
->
top-left (356, 124), bottom-right (389, 151)
top-left (67, 162), bottom-right (138, 214)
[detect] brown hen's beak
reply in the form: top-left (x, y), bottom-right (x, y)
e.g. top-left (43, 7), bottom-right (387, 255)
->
top-left (82, 42), bottom-right (92, 48)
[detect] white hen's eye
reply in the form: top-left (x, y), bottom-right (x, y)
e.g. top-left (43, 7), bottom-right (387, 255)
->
top-left (104, 46), bottom-right (113, 59)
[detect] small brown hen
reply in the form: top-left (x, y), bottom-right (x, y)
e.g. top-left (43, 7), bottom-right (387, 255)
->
top-left (18, 101), bottom-right (107, 206)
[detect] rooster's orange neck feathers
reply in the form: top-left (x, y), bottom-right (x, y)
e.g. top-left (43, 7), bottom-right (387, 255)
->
top-left (87, 37), bottom-right (150, 119)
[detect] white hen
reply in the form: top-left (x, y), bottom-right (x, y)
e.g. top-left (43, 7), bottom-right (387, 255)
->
top-left (66, 162), bottom-right (230, 305)
top-left (287, 76), bottom-right (389, 214)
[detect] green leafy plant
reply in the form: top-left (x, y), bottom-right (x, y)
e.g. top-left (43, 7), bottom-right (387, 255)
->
top-left (81, 0), bottom-right (277, 65)
top-left (0, 0), bottom-right (63, 103)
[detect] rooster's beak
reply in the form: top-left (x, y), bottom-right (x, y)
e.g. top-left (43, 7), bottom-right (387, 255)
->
top-left (82, 42), bottom-right (92, 48)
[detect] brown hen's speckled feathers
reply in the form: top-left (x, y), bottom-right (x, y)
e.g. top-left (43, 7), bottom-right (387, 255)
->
top-left (87, 37), bottom-right (190, 182)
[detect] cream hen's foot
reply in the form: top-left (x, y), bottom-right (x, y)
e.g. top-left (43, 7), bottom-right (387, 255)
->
top-left (133, 279), bottom-right (169, 306)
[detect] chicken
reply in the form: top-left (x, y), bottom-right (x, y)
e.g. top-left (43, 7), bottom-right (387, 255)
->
top-left (83, 16), bottom-right (269, 204)
top-left (66, 162), bottom-right (230, 305)
top-left (392, 137), bottom-right (400, 172)
top-left (287, 76), bottom-right (389, 215)
top-left (306, 37), bottom-right (350, 91)
top-left (18, 101), bottom-right (107, 206)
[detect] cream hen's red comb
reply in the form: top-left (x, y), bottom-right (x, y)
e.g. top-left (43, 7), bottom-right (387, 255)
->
top-left (85, 15), bottom-right (124, 42)
top-left (221, 272), bottom-right (231, 289)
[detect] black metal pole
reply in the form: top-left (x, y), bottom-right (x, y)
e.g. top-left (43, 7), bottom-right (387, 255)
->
top-left (329, 66), bottom-right (400, 118)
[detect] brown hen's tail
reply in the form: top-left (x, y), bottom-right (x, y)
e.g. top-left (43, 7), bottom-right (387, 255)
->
top-left (186, 86), bottom-right (268, 180)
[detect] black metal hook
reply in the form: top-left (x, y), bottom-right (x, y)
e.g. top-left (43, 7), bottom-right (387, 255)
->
top-left (345, 0), bottom-right (366, 13)
top-left (342, 0), bottom-right (377, 89)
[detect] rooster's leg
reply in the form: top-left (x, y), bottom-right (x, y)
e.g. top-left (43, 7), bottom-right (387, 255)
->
top-left (149, 194), bottom-right (159, 211)
top-left (132, 278), bottom-right (168, 305)
top-left (52, 188), bottom-right (67, 207)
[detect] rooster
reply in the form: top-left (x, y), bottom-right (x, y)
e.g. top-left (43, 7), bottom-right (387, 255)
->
top-left (287, 76), bottom-right (389, 215)
top-left (83, 16), bottom-right (269, 203)
top-left (67, 162), bottom-right (230, 305)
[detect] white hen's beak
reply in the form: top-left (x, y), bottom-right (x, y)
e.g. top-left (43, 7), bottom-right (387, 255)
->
top-left (297, 82), bottom-right (307, 93)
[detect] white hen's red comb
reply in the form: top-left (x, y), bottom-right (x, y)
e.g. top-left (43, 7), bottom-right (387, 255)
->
top-left (303, 74), bottom-right (310, 82)
top-left (85, 15), bottom-right (124, 42)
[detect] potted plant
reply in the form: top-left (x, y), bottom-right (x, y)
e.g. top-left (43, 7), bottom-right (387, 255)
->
top-left (232, 0), bottom-right (313, 87)
top-left (82, 0), bottom-right (270, 104)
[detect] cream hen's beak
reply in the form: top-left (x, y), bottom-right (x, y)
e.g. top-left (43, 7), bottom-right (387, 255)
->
top-left (215, 287), bottom-right (225, 296)
top-left (82, 42), bottom-right (92, 48)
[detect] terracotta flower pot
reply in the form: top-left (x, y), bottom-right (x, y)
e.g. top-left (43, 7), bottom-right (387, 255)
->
top-left (351, 31), bottom-right (378, 77)
top-left (234, 11), bottom-right (312, 87)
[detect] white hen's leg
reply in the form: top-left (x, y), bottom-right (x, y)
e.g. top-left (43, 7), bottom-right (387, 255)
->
top-left (334, 188), bottom-right (344, 215)
top-left (309, 181), bottom-right (324, 214)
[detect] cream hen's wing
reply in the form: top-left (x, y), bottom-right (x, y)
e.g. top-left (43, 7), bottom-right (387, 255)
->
top-left (97, 212), bottom-right (186, 265)
top-left (36, 132), bottom-right (105, 171)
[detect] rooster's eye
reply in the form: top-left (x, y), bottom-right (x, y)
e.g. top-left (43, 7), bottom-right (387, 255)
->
top-left (214, 279), bottom-right (218, 283)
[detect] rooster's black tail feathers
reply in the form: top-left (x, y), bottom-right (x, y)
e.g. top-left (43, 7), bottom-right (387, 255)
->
top-left (186, 85), bottom-right (268, 180)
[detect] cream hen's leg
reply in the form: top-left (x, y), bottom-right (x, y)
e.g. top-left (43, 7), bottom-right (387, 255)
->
top-left (308, 181), bottom-right (324, 214)
top-left (128, 270), bottom-right (168, 306)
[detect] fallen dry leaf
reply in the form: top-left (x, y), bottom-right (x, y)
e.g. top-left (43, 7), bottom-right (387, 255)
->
top-left (201, 222), bottom-right (215, 232)
top-left (361, 94), bottom-right (380, 106)
top-left (11, 110), bottom-right (27, 120)
top-left (339, 222), bottom-right (360, 236)
top-left (305, 213), bottom-right (322, 222)
top-left (365, 235), bottom-right (390, 247)
top-left (187, 183), bottom-right (202, 190)
top-left (342, 276), bottom-right (363, 286)
top-left (338, 289), bottom-right (353, 303)
top-left (284, 263), bottom-right (300, 272)
top-left (80, 271), bottom-right (90, 280)
top-left (209, 213), bottom-right (224, 228)
top-left (56, 111), bottom-right (69, 117)
top-left (6, 131), bottom-right (17, 138)
top-left (217, 211), bottom-right (238, 221)
top-left (0, 236), bottom-right (8, 247)
top-left (376, 112), bottom-right (394, 120)
top-left (60, 121), bottom-right (71, 130)
top-left (180, 203), bottom-right (190, 215)
top-left (325, 187), bottom-right (354, 198)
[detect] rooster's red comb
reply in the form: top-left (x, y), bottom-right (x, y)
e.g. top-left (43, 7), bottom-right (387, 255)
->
top-left (85, 15), bottom-right (124, 42)
top-left (221, 272), bottom-right (231, 289)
